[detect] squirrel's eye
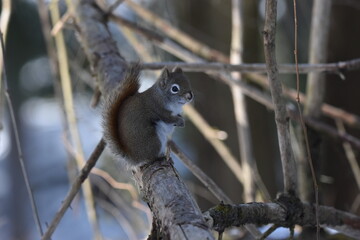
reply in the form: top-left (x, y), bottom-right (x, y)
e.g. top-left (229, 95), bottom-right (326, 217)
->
top-left (171, 84), bottom-right (180, 94)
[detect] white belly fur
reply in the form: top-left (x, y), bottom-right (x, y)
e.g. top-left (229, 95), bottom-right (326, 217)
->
top-left (167, 102), bottom-right (183, 115)
top-left (157, 102), bottom-right (183, 156)
top-left (156, 121), bottom-right (175, 156)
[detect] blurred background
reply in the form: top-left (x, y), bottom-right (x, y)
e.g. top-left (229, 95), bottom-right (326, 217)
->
top-left (1, 0), bottom-right (360, 239)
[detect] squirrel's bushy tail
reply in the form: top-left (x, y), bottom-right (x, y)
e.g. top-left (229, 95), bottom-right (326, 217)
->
top-left (102, 64), bottom-right (141, 158)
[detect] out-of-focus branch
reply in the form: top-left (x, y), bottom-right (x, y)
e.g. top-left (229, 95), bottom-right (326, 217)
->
top-left (263, 0), bottom-right (297, 194)
top-left (305, 0), bottom-right (332, 117)
top-left (1, 33), bottom-right (44, 237)
top-left (169, 141), bottom-right (232, 204)
top-left (294, 1), bottom-right (331, 237)
top-left (249, 73), bottom-right (360, 130)
top-left (230, 0), bottom-right (256, 203)
top-left (140, 58), bottom-right (360, 74)
top-left (0, 0), bottom-right (11, 84)
top-left (184, 105), bottom-right (247, 184)
top-left (41, 139), bottom-right (106, 240)
top-left (336, 120), bottom-right (360, 191)
top-left (301, 0), bottom-right (332, 206)
top-left (49, 2), bottom-right (102, 239)
top-left (123, 0), bottom-right (229, 63)
top-left (205, 202), bottom-right (360, 239)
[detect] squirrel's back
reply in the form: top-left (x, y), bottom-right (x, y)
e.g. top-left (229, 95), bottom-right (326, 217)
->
top-left (102, 64), bottom-right (141, 158)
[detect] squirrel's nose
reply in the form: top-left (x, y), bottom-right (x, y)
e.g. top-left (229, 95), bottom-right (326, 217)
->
top-left (185, 92), bottom-right (193, 102)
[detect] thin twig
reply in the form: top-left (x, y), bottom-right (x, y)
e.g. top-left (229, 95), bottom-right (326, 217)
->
top-left (351, 194), bottom-right (360, 213)
top-left (1, 32), bottom-right (44, 237)
top-left (292, 0), bottom-right (320, 238)
top-left (139, 58), bottom-right (360, 74)
top-left (107, 0), bottom-right (124, 13)
top-left (336, 120), bottom-right (360, 190)
top-left (263, 0), bottom-right (297, 194)
top-left (259, 224), bottom-right (279, 240)
top-left (169, 141), bottom-right (232, 204)
top-left (123, 0), bottom-right (229, 63)
top-left (91, 168), bottom-right (139, 200)
top-left (41, 138), bottom-right (106, 240)
top-left (51, 11), bottom-right (71, 36)
top-left (248, 72), bottom-right (360, 130)
top-left (91, 167), bottom-right (152, 223)
top-left (96, 198), bottom-right (137, 240)
top-left (185, 105), bottom-right (245, 181)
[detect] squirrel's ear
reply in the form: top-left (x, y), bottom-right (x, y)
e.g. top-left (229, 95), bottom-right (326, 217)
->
top-left (161, 68), bottom-right (170, 78)
top-left (172, 67), bottom-right (183, 74)
top-left (159, 68), bottom-right (170, 88)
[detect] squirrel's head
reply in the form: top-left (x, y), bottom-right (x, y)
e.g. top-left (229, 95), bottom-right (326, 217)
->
top-left (157, 67), bottom-right (193, 105)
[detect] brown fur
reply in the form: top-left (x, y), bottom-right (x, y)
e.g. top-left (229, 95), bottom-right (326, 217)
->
top-left (102, 64), bottom-right (141, 158)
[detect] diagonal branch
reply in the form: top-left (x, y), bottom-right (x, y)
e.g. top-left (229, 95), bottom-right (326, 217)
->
top-left (41, 139), bottom-right (106, 240)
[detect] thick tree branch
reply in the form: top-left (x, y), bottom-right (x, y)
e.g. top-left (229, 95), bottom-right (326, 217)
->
top-left (72, 0), bottom-right (127, 92)
top-left (205, 202), bottom-right (360, 239)
top-left (134, 160), bottom-right (214, 240)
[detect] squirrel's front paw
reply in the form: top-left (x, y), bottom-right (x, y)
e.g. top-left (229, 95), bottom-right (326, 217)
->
top-left (175, 115), bottom-right (185, 127)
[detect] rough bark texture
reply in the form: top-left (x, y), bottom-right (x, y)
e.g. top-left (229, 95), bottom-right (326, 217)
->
top-left (134, 160), bottom-right (214, 240)
top-left (73, 0), bottom-right (128, 93)
top-left (206, 201), bottom-right (360, 239)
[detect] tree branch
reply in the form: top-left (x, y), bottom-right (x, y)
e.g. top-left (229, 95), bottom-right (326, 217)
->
top-left (41, 139), bottom-right (106, 240)
top-left (205, 202), bottom-right (360, 239)
top-left (230, 0), bottom-right (257, 203)
top-left (263, 0), bottom-right (297, 194)
top-left (133, 160), bottom-right (214, 239)
top-left (140, 58), bottom-right (360, 74)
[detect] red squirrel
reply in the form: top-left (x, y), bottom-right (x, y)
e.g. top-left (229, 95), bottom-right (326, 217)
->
top-left (102, 65), bottom-right (193, 166)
